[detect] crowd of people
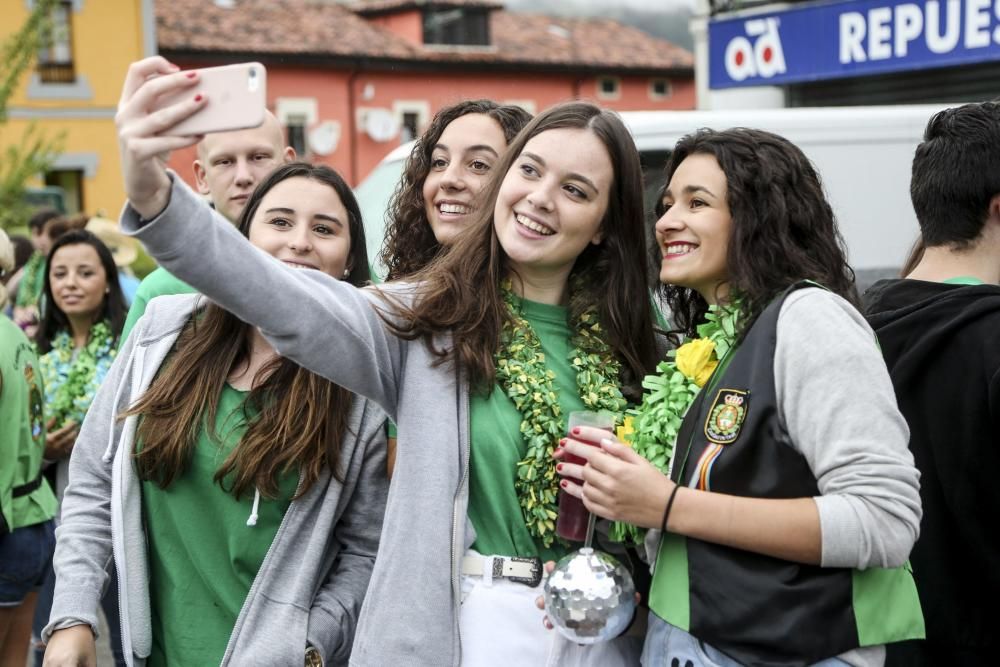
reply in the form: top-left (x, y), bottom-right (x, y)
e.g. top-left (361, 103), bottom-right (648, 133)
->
top-left (1, 55), bottom-right (997, 667)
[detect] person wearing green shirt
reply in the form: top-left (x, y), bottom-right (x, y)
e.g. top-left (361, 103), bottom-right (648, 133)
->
top-left (11, 208), bottom-right (61, 338)
top-left (0, 229), bottom-right (58, 666)
top-left (376, 100), bottom-right (533, 477)
top-left (113, 60), bottom-right (660, 665)
top-left (44, 162), bottom-right (388, 667)
top-left (29, 229), bottom-right (129, 667)
top-left (119, 109), bottom-right (295, 344)
top-left (557, 129), bottom-right (924, 666)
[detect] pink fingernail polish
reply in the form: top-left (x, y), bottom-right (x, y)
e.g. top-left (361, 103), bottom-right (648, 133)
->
top-left (194, 94), bottom-right (203, 102)
top-left (185, 71), bottom-right (197, 79)
top-left (556, 463), bottom-right (564, 472)
top-left (571, 427), bottom-right (580, 435)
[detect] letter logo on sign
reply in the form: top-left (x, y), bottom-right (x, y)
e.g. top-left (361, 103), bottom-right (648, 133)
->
top-left (724, 17), bottom-right (787, 82)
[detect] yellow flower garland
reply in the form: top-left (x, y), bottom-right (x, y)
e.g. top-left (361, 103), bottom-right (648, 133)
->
top-left (610, 301), bottom-right (741, 543)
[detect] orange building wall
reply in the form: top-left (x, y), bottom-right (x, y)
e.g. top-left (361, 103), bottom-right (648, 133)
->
top-left (347, 70), bottom-right (695, 181)
top-left (581, 76), bottom-right (697, 111)
top-left (350, 70), bottom-right (574, 181)
top-left (368, 10), bottom-right (423, 46)
top-left (165, 62), bottom-right (694, 188)
top-left (165, 62), bottom-right (355, 187)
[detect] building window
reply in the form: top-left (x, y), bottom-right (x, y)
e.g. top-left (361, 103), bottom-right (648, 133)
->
top-left (392, 101), bottom-right (430, 145)
top-left (649, 79), bottom-right (672, 100)
top-left (400, 112), bottom-right (420, 143)
top-left (286, 113), bottom-right (308, 156)
top-left (38, 1), bottom-right (76, 84)
top-left (597, 77), bottom-right (621, 100)
top-left (45, 169), bottom-right (84, 214)
top-left (423, 8), bottom-right (489, 46)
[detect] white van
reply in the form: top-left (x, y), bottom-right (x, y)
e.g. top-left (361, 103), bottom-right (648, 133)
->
top-left (356, 104), bottom-right (947, 283)
top-left (623, 104), bottom-right (948, 286)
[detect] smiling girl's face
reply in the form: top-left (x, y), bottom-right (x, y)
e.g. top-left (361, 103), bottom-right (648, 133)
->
top-left (247, 176), bottom-right (352, 279)
top-left (654, 153), bottom-right (733, 304)
top-left (492, 127), bottom-right (612, 280)
top-left (49, 243), bottom-right (108, 322)
top-left (421, 113), bottom-right (508, 246)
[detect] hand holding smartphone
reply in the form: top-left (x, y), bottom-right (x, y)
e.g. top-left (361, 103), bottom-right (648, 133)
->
top-left (151, 62), bottom-right (267, 137)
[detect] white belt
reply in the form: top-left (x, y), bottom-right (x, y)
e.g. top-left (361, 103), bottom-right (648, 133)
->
top-left (461, 554), bottom-right (544, 587)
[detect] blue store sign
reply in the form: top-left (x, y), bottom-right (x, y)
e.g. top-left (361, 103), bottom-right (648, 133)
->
top-left (709, 0), bottom-right (1000, 88)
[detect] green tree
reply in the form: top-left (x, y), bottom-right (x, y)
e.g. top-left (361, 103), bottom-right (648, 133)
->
top-left (0, 0), bottom-right (65, 230)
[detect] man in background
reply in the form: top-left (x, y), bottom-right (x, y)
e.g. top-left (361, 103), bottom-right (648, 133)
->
top-left (120, 110), bottom-right (294, 341)
top-left (865, 101), bottom-right (1000, 666)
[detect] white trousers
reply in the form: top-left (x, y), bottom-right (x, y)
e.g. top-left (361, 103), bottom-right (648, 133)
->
top-left (459, 566), bottom-right (642, 666)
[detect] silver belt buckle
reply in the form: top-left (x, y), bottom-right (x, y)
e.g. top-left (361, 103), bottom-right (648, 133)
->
top-left (502, 556), bottom-right (543, 587)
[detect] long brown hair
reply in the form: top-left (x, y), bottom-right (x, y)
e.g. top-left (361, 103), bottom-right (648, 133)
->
top-left (379, 99), bottom-right (532, 281)
top-left (381, 101), bottom-right (659, 400)
top-left (900, 235), bottom-right (925, 277)
top-left (129, 163), bottom-right (370, 499)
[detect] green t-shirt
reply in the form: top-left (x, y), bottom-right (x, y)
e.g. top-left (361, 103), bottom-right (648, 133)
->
top-left (120, 268), bottom-right (195, 345)
top-left (942, 276), bottom-right (985, 285)
top-left (0, 316), bottom-right (57, 530)
top-left (142, 384), bottom-right (297, 667)
top-left (468, 298), bottom-right (584, 564)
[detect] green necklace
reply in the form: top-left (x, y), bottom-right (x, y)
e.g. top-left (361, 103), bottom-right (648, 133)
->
top-left (46, 320), bottom-right (115, 427)
top-left (494, 282), bottom-right (627, 547)
top-left (610, 301), bottom-right (741, 544)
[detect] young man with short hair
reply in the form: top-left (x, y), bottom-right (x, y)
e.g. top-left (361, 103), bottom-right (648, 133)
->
top-left (865, 101), bottom-right (1000, 666)
top-left (119, 111), bottom-right (295, 342)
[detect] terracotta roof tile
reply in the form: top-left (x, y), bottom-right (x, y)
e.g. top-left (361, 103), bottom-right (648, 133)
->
top-left (156, 0), bottom-right (419, 58)
top-left (480, 12), bottom-right (692, 70)
top-left (157, 0), bottom-right (693, 72)
top-left (351, 0), bottom-right (503, 13)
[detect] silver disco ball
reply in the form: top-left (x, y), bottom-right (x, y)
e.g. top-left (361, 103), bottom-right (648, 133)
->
top-left (544, 547), bottom-right (637, 644)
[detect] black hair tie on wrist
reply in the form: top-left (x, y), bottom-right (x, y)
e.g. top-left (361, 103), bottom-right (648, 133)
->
top-left (660, 484), bottom-right (682, 533)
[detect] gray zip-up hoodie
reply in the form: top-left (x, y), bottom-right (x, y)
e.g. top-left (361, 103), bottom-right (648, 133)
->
top-left (123, 177), bottom-right (479, 666)
top-left (120, 176), bottom-right (921, 666)
top-left (43, 292), bottom-right (388, 666)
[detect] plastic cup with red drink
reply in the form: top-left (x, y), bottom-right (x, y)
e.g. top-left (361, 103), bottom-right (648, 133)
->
top-left (556, 410), bottom-right (617, 542)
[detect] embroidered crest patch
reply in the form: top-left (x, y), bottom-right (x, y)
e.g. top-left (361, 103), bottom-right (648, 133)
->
top-left (704, 388), bottom-right (749, 445)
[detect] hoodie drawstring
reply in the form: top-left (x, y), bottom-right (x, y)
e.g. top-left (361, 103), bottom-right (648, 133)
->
top-left (246, 487), bottom-right (260, 527)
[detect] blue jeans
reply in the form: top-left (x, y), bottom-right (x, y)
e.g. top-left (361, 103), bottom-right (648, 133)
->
top-left (641, 613), bottom-right (852, 667)
top-left (0, 520), bottom-right (55, 606)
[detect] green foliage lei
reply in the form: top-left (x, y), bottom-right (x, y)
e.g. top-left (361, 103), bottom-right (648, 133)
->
top-left (45, 320), bottom-right (115, 427)
top-left (494, 282), bottom-right (627, 547)
top-left (609, 301), bottom-right (742, 544)
top-left (14, 252), bottom-right (45, 307)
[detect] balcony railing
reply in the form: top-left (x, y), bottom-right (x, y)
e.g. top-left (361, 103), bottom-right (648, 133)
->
top-left (37, 62), bottom-right (76, 84)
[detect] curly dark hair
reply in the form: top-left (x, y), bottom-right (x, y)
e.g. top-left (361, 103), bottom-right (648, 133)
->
top-left (379, 100), bottom-right (532, 281)
top-left (657, 128), bottom-right (858, 337)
